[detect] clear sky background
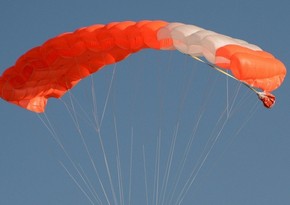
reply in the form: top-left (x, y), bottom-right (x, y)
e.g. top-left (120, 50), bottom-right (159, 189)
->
top-left (0, 0), bottom-right (290, 205)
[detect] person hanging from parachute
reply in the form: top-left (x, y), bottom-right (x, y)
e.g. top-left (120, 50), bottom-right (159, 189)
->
top-left (0, 20), bottom-right (286, 112)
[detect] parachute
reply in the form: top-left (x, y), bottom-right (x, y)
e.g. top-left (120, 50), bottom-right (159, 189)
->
top-left (0, 20), bottom-right (286, 112)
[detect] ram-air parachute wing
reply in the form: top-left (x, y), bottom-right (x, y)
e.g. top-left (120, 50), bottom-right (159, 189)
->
top-left (0, 20), bottom-right (286, 112)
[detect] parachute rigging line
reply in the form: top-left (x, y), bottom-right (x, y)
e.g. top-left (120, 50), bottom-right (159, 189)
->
top-left (191, 56), bottom-right (276, 108)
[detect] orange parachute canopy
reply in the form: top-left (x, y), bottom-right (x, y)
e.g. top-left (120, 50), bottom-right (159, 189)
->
top-left (0, 20), bottom-right (286, 112)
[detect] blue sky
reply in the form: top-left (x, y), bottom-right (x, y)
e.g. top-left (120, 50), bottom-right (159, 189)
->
top-left (0, 0), bottom-right (290, 205)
